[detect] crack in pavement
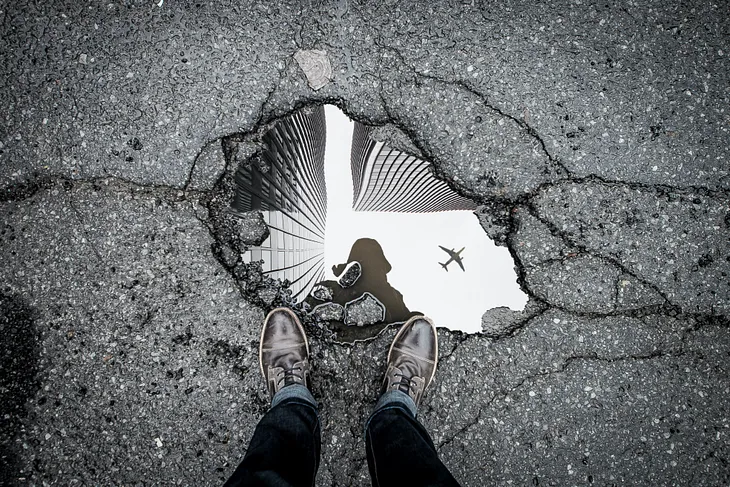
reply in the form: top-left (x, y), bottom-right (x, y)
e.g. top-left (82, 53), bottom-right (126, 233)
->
top-left (523, 201), bottom-right (681, 312)
top-left (381, 44), bottom-right (571, 177)
top-left (0, 175), bottom-right (206, 204)
top-left (183, 138), bottom-right (223, 192)
top-left (432, 309), bottom-right (727, 454)
top-left (375, 42), bottom-right (730, 200)
top-left (67, 194), bottom-right (104, 263)
top-left (436, 348), bottom-right (690, 453)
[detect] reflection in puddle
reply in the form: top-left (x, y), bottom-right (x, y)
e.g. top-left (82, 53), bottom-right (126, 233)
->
top-left (236, 106), bottom-right (327, 300)
top-left (304, 238), bottom-right (419, 342)
top-left (351, 122), bottom-right (477, 213)
top-left (238, 105), bottom-right (527, 337)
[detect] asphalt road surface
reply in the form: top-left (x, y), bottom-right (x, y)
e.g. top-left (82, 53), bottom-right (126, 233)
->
top-left (1, 1), bottom-right (728, 485)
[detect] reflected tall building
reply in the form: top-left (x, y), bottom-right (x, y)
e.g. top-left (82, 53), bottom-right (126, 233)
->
top-left (350, 123), bottom-right (477, 212)
top-left (233, 106), bottom-right (327, 299)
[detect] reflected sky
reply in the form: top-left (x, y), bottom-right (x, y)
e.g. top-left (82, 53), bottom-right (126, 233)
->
top-left (240, 105), bottom-right (527, 334)
top-left (323, 105), bottom-right (527, 333)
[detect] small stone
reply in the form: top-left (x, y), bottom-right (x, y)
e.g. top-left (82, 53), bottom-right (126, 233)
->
top-left (155, 437), bottom-right (163, 448)
top-left (216, 243), bottom-right (239, 268)
top-left (338, 261), bottom-right (362, 288)
top-left (257, 285), bottom-right (278, 306)
top-left (228, 210), bottom-right (269, 246)
top-left (344, 292), bottom-right (385, 327)
top-left (293, 49), bottom-right (332, 90)
top-left (311, 302), bottom-right (344, 322)
top-left (78, 53), bottom-right (88, 65)
top-left (127, 137), bottom-right (143, 151)
top-left (311, 284), bottom-right (334, 302)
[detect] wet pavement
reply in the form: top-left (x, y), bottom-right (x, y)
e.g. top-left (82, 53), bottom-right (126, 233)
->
top-left (1, 1), bottom-right (728, 485)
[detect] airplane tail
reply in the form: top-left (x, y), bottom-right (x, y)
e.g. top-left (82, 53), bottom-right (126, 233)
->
top-left (440, 262), bottom-right (449, 272)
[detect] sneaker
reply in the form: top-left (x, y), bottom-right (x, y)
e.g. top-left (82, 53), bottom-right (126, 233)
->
top-left (381, 315), bottom-right (438, 408)
top-left (259, 307), bottom-right (310, 400)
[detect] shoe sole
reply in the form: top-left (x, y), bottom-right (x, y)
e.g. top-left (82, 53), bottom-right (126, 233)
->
top-left (258, 307), bottom-right (310, 379)
top-left (387, 315), bottom-right (439, 388)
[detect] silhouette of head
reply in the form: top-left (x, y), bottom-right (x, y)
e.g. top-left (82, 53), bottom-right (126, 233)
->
top-left (316, 237), bottom-right (416, 340)
top-left (346, 238), bottom-right (391, 276)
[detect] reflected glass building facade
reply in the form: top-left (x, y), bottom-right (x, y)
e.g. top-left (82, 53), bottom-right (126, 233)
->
top-left (350, 123), bottom-right (477, 212)
top-left (234, 106), bottom-right (327, 299)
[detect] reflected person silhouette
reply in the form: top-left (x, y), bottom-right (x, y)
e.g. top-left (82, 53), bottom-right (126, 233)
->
top-left (307, 238), bottom-right (419, 341)
top-left (332, 238), bottom-right (414, 323)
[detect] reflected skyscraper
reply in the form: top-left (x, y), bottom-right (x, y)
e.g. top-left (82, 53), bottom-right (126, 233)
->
top-left (350, 123), bottom-right (477, 212)
top-left (232, 110), bottom-right (477, 304)
top-left (234, 106), bottom-right (327, 299)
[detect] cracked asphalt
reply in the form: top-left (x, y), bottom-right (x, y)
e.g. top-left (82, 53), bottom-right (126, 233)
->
top-left (1, 1), bottom-right (728, 485)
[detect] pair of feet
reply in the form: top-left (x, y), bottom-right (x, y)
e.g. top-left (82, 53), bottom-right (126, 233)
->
top-left (259, 308), bottom-right (438, 408)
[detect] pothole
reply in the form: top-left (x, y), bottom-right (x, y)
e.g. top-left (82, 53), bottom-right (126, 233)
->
top-left (230, 104), bottom-right (527, 341)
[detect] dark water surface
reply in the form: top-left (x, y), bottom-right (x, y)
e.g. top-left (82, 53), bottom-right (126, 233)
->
top-left (305, 238), bottom-right (421, 342)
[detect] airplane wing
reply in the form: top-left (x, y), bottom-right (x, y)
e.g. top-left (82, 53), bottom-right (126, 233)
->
top-left (439, 245), bottom-right (456, 259)
top-left (455, 257), bottom-right (465, 272)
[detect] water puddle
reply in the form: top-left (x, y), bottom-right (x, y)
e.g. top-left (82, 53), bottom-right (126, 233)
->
top-left (238, 105), bottom-right (527, 338)
top-left (233, 106), bottom-right (327, 300)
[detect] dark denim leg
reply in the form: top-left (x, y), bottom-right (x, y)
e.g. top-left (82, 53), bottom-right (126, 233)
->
top-left (365, 390), bottom-right (461, 487)
top-left (224, 385), bottom-right (321, 487)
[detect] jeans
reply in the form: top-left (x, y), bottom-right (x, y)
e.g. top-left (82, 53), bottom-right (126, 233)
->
top-left (223, 385), bottom-right (460, 487)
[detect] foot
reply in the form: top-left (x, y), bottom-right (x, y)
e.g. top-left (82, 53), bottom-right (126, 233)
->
top-left (381, 315), bottom-right (438, 408)
top-left (259, 307), bottom-right (311, 400)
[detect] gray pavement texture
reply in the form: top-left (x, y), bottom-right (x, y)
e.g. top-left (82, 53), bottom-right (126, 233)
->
top-left (1, 0), bottom-right (728, 485)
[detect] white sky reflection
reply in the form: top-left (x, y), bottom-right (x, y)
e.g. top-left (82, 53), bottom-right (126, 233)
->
top-left (322, 105), bottom-right (527, 333)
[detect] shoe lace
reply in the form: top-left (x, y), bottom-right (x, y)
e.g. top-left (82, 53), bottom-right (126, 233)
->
top-left (392, 372), bottom-right (417, 394)
top-left (276, 365), bottom-right (304, 386)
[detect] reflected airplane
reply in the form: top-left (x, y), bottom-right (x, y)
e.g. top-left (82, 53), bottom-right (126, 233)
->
top-left (438, 246), bottom-right (466, 272)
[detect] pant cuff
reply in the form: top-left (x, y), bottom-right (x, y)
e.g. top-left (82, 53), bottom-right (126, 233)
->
top-left (271, 384), bottom-right (317, 409)
top-left (374, 389), bottom-right (417, 417)
top-left (364, 389), bottom-right (418, 435)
